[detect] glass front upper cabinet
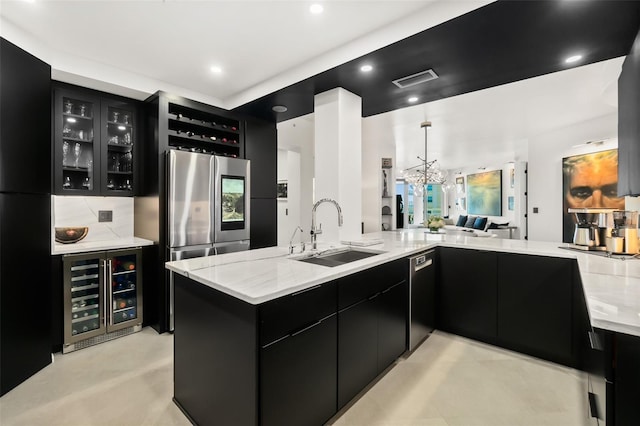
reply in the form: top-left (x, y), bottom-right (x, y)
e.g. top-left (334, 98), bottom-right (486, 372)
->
top-left (102, 102), bottom-right (135, 194)
top-left (56, 93), bottom-right (98, 194)
top-left (53, 85), bottom-right (137, 196)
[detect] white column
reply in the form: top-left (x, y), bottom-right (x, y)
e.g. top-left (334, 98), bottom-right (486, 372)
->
top-left (314, 88), bottom-right (362, 243)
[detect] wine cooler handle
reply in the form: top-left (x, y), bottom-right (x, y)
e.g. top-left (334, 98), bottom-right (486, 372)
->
top-left (102, 259), bottom-right (108, 327)
top-left (107, 259), bottom-right (114, 326)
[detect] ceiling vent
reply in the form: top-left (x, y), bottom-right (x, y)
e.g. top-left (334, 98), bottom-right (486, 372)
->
top-left (392, 69), bottom-right (439, 88)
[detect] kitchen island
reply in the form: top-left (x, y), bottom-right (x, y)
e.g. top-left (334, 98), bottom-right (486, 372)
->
top-left (166, 230), bottom-right (640, 425)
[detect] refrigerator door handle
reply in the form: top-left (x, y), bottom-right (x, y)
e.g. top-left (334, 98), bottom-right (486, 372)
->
top-left (107, 259), bottom-right (114, 327)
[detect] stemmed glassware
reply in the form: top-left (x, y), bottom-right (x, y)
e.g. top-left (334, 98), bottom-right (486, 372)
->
top-left (74, 143), bottom-right (81, 168)
top-left (62, 141), bottom-right (70, 166)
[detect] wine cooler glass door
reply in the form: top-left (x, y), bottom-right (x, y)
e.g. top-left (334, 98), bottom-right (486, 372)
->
top-left (63, 253), bottom-right (106, 345)
top-left (107, 249), bottom-right (143, 332)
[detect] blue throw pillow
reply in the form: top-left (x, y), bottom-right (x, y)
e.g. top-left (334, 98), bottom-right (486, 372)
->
top-left (455, 215), bottom-right (467, 227)
top-left (473, 217), bottom-right (487, 230)
top-left (464, 216), bottom-right (477, 228)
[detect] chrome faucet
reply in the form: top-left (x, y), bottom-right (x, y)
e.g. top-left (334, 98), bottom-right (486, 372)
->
top-left (310, 198), bottom-right (344, 250)
top-left (288, 226), bottom-right (305, 254)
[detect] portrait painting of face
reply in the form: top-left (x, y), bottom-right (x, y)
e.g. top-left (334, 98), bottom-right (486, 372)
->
top-left (562, 149), bottom-right (625, 242)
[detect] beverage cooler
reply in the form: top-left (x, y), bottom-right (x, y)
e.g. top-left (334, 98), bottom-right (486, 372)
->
top-left (62, 248), bottom-right (143, 353)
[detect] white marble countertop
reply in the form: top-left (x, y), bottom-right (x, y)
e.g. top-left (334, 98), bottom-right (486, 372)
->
top-left (52, 237), bottom-right (155, 255)
top-left (165, 230), bottom-right (640, 337)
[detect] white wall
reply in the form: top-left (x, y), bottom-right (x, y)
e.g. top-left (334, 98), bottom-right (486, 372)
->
top-left (276, 117), bottom-right (314, 247)
top-left (527, 113), bottom-right (618, 242)
top-left (445, 162), bottom-right (523, 234)
top-left (362, 116), bottom-right (397, 233)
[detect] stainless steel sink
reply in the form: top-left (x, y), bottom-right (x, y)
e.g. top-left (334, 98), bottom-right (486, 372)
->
top-left (294, 248), bottom-right (384, 267)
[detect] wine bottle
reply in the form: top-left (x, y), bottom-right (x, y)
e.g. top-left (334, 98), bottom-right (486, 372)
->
top-left (121, 261), bottom-right (135, 271)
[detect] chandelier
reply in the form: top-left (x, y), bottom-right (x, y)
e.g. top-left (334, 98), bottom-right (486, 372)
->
top-left (402, 121), bottom-right (447, 197)
top-left (403, 158), bottom-right (448, 196)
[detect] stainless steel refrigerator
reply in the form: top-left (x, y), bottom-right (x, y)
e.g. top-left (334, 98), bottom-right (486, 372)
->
top-left (167, 149), bottom-right (250, 329)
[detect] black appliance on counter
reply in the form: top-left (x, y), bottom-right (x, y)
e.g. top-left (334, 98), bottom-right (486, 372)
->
top-left (0, 38), bottom-right (52, 395)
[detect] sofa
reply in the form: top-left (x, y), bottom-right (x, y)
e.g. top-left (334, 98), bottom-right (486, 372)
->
top-left (443, 215), bottom-right (510, 238)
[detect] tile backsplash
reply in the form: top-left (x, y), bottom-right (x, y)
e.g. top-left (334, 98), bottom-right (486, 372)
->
top-left (52, 196), bottom-right (134, 244)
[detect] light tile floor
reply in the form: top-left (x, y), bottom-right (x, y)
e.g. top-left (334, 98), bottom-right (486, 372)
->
top-left (0, 329), bottom-right (589, 426)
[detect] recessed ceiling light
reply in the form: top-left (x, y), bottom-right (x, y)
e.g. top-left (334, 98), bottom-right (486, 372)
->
top-left (408, 96), bottom-right (419, 103)
top-left (210, 66), bottom-right (223, 74)
top-left (360, 64), bottom-right (373, 72)
top-left (272, 105), bottom-right (288, 113)
top-left (565, 54), bottom-right (583, 64)
top-left (310, 4), bottom-right (323, 14)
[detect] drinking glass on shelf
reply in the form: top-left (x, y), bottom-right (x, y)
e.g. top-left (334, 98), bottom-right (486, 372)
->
top-left (74, 143), bottom-right (81, 168)
top-left (107, 178), bottom-right (115, 190)
top-left (111, 111), bottom-right (119, 123)
top-left (123, 152), bottom-right (132, 172)
top-left (79, 104), bottom-right (86, 117)
top-left (63, 176), bottom-right (72, 189)
top-left (125, 179), bottom-right (132, 191)
top-left (82, 177), bottom-right (91, 189)
top-left (64, 100), bottom-right (73, 114)
top-left (109, 153), bottom-right (120, 172)
top-left (62, 141), bottom-right (70, 166)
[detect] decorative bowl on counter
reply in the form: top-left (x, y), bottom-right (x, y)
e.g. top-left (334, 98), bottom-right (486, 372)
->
top-left (55, 227), bottom-right (89, 244)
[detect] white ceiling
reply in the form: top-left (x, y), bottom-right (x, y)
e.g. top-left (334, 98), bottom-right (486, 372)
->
top-left (0, 0), bottom-right (490, 107)
top-left (0, 0), bottom-right (624, 174)
top-left (280, 56), bottom-right (622, 172)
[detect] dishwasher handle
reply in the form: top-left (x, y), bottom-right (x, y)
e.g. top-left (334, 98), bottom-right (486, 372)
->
top-left (414, 257), bottom-right (433, 272)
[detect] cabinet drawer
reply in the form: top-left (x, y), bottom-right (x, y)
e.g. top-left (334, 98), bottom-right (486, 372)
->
top-left (338, 259), bottom-right (406, 310)
top-left (259, 281), bottom-right (337, 346)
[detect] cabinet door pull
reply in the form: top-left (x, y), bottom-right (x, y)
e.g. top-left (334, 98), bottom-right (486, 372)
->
top-left (290, 284), bottom-right (322, 297)
top-left (588, 331), bottom-right (603, 351)
top-left (291, 320), bottom-right (322, 337)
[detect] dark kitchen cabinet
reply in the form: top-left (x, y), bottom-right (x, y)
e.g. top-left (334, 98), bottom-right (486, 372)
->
top-left (0, 38), bottom-right (51, 194)
top-left (250, 198), bottom-right (277, 249)
top-left (259, 281), bottom-right (337, 426)
top-left (437, 247), bottom-right (497, 343)
top-left (337, 259), bottom-right (408, 409)
top-left (0, 38), bottom-right (52, 397)
top-left (53, 84), bottom-right (139, 196)
top-left (245, 116), bottom-right (277, 199)
top-left (617, 28), bottom-right (640, 197)
top-left (614, 333), bottom-right (640, 425)
top-left (245, 116), bottom-right (277, 248)
top-left (260, 315), bottom-right (337, 426)
top-left (173, 257), bottom-right (409, 425)
top-left (338, 297), bottom-right (379, 409)
top-left (497, 253), bottom-right (573, 365)
top-left (378, 281), bottom-right (409, 372)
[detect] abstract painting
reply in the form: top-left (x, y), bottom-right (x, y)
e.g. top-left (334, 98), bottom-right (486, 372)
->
top-left (467, 170), bottom-right (502, 216)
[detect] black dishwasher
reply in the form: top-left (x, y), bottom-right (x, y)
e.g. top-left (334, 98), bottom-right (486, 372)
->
top-left (408, 250), bottom-right (435, 351)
